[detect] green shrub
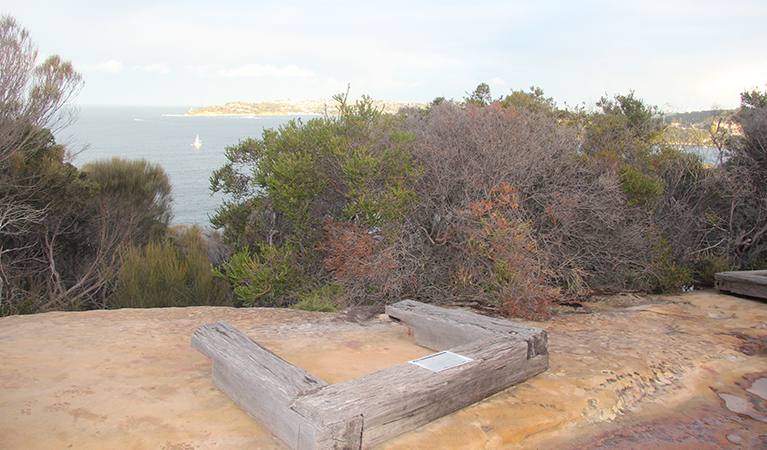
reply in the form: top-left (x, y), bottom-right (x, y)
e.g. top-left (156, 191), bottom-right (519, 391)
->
top-left (109, 226), bottom-right (230, 309)
top-left (292, 284), bottom-right (345, 312)
top-left (212, 243), bottom-right (302, 307)
top-left (650, 237), bottom-right (692, 293)
top-left (694, 254), bottom-right (731, 286)
top-left (82, 157), bottom-right (173, 245)
top-left (618, 165), bottom-right (664, 207)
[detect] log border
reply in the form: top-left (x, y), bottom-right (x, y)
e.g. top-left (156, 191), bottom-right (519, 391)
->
top-left (191, 300), bottom-right (548, 450)
top-left (715, 270), bottom-right (767, 300)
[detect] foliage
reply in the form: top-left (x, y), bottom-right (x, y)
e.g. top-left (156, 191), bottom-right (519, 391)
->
top-left (292, 283), bottom-right (344, 312)
top-left (82, 157), bottom-right (173, 245)
top-left (500, 86), bottom-right (559, 117)
top-left (459, 184), bottom-right (556, 320)
top-left (649, 236), bottom-right (692, 293)
top-left (463, 83), bottom-right (560, 118)
top-left (729, 86), bottom-right (767, 188)
top-left (210, 93), bottom-right (421, 305)
top-left (318, 219), bottom-right (375, 281)
top-left (0, 15), bottom-right (87, 314)
top-left (109, 225), bottom-right (230, 309)
top-left (403, 99), bottom-right (651, 303)
top-left (0, 14), bottom-right (82, 161)
top-left (0, 17), bottom-right (180, 315)
top-left (464, 82), bottom-right (494, 107)
top-left (212, 244), bottom-right (301, 307)
top-left (212, 88), bottom-right (755, 318)
top-left (618, 164), bottom-right (664, 207)
top-left (694, 254), bottom-right (731, 287)
top-left (580, 92), bottom-right (666, 168)
top-left (713, 84), bottom-right (767, 266)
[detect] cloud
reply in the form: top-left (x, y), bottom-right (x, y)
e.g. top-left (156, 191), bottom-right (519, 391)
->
top-left (184, 63), bottom-right (316, 79)
top-left (185, 64), bottom-right (217, 75)
top-left (217, 63), bottom-right (316, 78)
top-left (133, 63), bottom-right (170, 74)
top-left (78, 59), bottom-right (124, 73)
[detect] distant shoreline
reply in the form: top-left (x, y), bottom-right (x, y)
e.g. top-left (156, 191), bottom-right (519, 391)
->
top-left (184, 99), bottom-right (428, 117)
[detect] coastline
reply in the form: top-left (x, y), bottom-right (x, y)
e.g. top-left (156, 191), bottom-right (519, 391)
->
top-left (184, 99), bottom-right (428, 117)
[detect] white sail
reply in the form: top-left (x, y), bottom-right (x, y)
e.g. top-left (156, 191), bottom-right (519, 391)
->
top-left (192, 135), bottom-right (202, 148)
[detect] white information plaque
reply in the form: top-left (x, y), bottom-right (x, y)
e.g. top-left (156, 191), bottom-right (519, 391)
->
top-left (408, 351), bottom-right (474, 373)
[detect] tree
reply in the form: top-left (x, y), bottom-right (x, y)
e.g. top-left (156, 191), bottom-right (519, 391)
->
top-left (730, 85), bottom-right (767, 187)
top-left (500, 86), bottom-right (559, 117)
top-left (82, 157), bottom-right (173, 246)
top-left (0, 15), bottom-right (82, 168)
top-left (464, 83), bottom-right (494, 108)
top-left (0, 15), bottom-right (85, 313)
top-left (579, 91), bottom-right (674, 208)
top-left (709, 84), bottom-right (767, 267)
top-left (0, 16), bottom-right (178, 314)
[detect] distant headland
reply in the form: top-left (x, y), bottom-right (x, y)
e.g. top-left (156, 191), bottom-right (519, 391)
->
top-left (184, 99), bottom-right (428, 116)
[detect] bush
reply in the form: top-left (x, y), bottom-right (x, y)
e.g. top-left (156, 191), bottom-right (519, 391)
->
top-left (694, 254), bottom-right (731, 287)
top-left (109, 225), bottom-right (230, 309)
top-left (82, 157), bottom-right (173, 245)
top-left (207, 85), bottom-right (767, 319)
top-left (649, 236), bottom-right (692, 293)
top-left (210, 94), bottom-right (421, 306)
top-left (292, 284), bottom-right (345, 312)
top-left (212, 244), bottom-right (302, 307)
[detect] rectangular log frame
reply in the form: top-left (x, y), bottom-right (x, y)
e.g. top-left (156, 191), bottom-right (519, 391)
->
top-left (716, 270), bottom-right (767, 300)
top-left (191, 300), bottom-right (549, 450)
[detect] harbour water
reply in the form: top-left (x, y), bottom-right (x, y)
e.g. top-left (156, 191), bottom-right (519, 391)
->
top-left (56, 106), bottom-right (313, 226)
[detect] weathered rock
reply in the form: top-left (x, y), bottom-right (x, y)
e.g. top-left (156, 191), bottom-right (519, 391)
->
top-left (2, 290), bottom-right (767, 449)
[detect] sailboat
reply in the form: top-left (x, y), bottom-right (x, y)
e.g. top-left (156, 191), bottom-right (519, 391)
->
top-left (192, 134), bottom-right (202, 148)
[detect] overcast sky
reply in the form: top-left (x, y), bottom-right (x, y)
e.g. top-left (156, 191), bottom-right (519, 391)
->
top-left (6, 0), bottom-right (766, 111)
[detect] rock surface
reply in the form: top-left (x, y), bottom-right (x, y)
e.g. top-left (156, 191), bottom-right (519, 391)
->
top-left (2, 290), bottom-right (767, 449)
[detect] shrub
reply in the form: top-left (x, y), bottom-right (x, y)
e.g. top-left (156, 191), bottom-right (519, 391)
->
top-left (82, 157), bottom-right (173, 245)
top-left (292, 284), bottom-right (345, 312)
top-left (694, 254), bottom-right (731, 287)
top-left (212, 244), bottom-right (302, 307)
top-left (317, 218), bottom-right (415, 305)
top-left (210, 94), bottom-right (421, 306)
top-left (459, 184), bottom-right (556, 320)
top-left (109, 225), bottom-right (229, 309)
top-left (207, 85), bottom-right (767, 319)
top-left (648, 236), bottom-right (693, 293)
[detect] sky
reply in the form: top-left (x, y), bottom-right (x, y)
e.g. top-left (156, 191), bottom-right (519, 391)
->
top-left (5, 0), bottom-right (767, 111)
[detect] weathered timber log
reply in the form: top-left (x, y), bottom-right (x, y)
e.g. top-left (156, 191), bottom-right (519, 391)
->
top-left (191, 322), bottom-right (331, 449)
top-left (716, 270), bottom-right (767, 300)
top-left (385, 299), bottom-right (548, 359)
top-left (292, 335), bottom-right (548, 449)
top-left (191, 300), bottom-right (549, 450)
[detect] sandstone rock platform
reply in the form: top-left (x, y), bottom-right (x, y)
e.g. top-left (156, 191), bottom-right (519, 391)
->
top-left (2, 290), bottom-right (767, 449)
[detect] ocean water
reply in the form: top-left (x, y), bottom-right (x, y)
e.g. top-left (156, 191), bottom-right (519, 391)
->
top-left (56, 106), bottom-right (314, 226)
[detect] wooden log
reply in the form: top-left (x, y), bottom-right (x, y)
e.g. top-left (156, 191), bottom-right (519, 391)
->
top-left (716, 270), bottom-right (767, 300)
top-left (192, 301), bottom-right (549, 450)
top-left (291, 334), bottom-right (548, 449)
top-left (191, 322), bottom-right (330, 450)
top-left (385, 299), bottom-right (548, 359)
